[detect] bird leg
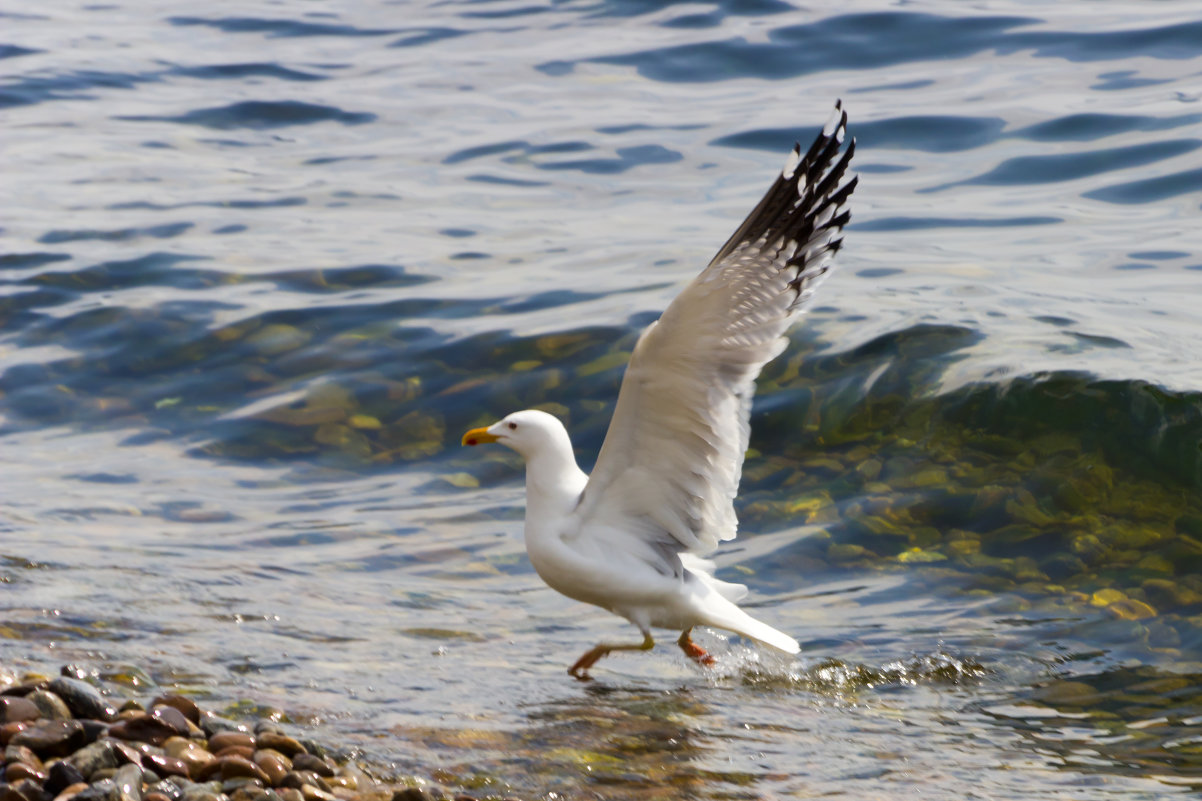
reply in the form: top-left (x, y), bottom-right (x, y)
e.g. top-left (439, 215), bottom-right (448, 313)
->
top-left (569, 631), bottom-right (654, 680)
top-left (678, 628), bottom-right (716, 666)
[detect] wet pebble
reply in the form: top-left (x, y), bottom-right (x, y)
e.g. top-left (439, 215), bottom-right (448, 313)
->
top-left (249, 737), bottom-right (301, 760)
top-left (4, 778), bottom-right (47, 801)
top-left (11, 720), bottom-right (87, 758)
top-left (45, 761), bottom-right (85, 796)
top-left (26, 691), bottom-right (73, 722)
top-left (68, 740), bottom-right (120, 778)
top-left (1, 721), bottom-right (32, 747)
top-left (73, 778), bottom-right (121, 801)
top-left (297, 786), bottom-right (334, 801)
top-left (4, 743), bottom-right (43, 768)
top-left (148, 708), bottom-right (190, 738)
top-left (109, 715), bottom-right (177, 747)
top-left (48, 680), bottom-right (118, 723)
top-left (5, 762), bottom-right (47, 783)
top-left (143, 754), bottom-right (191, 780)
top-left (197, 756), bottom-right (269, 785)
top-left (149, 698), bottom-right (200, 727)
top-left (113, 763), bottom-right (144, 801)
top-left (250, 753), bottom-right (289, 786)
top-left (54, 782), bottom-right (91, 801)
top-left (0, 698), bottom-right (42, 724)
top-left (286, 757), bottom-right (329, 780)
top-left (206, 735), bottom-right (254, 755)
top-left (162, 739), bottom-right (214, 778)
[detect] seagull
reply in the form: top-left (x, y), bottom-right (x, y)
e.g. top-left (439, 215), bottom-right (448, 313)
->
top-left (462, 102), bottom-right (857, 679)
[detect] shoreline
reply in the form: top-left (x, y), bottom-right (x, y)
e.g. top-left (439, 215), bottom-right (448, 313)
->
top-left (0, 664), bottom-right (516, 801)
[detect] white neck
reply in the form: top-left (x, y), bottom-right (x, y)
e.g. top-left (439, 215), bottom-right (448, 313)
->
top-left (523, 441), bottom-right (588, 532)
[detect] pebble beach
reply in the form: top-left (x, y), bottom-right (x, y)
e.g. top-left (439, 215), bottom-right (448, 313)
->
top-left (0, 666), bottom-right (494, 801)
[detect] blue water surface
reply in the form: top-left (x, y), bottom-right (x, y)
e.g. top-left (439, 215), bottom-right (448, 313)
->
top-left (3, 1), bottom-right (1202, 799)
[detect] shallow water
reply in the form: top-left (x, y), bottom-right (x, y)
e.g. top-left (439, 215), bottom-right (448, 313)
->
top-left (3, 0), bottom-right (1202, 798)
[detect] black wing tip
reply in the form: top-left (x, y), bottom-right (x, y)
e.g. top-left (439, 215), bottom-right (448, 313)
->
top-left (709, 102), bottom-right (857, 271)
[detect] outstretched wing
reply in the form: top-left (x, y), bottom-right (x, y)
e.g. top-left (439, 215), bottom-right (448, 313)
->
top-left (571, 102), bottom-right (857, 564)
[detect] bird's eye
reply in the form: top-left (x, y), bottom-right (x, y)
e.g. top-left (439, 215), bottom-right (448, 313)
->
top-left (507, 422), bottom-right (518, 430)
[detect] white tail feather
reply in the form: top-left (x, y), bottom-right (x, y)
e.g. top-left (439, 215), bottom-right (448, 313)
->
top-left (692, 583), bottom-right (800, 654)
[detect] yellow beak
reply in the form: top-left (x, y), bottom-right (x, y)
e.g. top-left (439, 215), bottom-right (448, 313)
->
top-left (462, 426), bottom-right (499, 446)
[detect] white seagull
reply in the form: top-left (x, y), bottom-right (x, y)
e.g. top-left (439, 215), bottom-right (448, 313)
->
top-left (463, 102), bottom-right (857, 678)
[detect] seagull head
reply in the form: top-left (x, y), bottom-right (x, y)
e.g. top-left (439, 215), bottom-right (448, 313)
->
top-left (461, 409), bottom-right (571, 460)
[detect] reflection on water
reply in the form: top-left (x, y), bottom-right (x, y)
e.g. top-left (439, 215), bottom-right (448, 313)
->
top-left (4, 0), bottom-right (1202, 798)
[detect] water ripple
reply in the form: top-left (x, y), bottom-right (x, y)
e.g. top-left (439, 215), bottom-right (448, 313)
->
top-left (116, 100), bottom-right (376, 129)
top-left (167, 16), bottom-right (400, 38)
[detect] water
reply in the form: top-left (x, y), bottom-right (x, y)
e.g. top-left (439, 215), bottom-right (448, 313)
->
top-left (3, 0), bottom-right (1202, 798)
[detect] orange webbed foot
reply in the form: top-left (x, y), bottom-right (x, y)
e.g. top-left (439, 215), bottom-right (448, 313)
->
top-left (678, 629), bottom-right (716, 666)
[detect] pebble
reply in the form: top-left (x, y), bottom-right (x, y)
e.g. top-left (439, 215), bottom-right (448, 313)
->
top-left (161, 739), bottom-right (214, 776)
top-left (113, 763), bottom-right (144, 801)
top-left (109, 715), bottom-right (177, 747)
top-left (5, 778), bottom-right (47, 801)
top-left (298, 786), bottom-right (335, 801)
top-left (148, 708), bottom-right (189, 739)
top-left (45, 761), bottom-right (86, 796)
top-left (212, 747), bottom-right (254, 761)
top-left (53, 781), bottom-right (90, 801)
top-left (74, 777), bottom-right (120, 801)
top-left (178, 784), bottom-right (223, 801)
top-left (214, 756), bottom-right (269, 784)
top-left (6, 762), bottom-right (47, 783)
top-left (1, 698), bottom-right (42, 724)
top-left (5, 743), bottom-right (43, 768)
top-left (1, 722), bottom-right (31, 748)
top-left (11, 720), bottom-right (88, 758)
top-left (253, 736), bottom-right (302, 759)
top-left (207, 734), bottom-right (254, 754)
top-left (27, 690), bottom-right (74, 722)
top-left (148, 698), bottom-right (200, 727)
top-left (142, 754), bottom-right (190, 780)
top-left (388, 791), bottom-right (430, 801)
top-left (69, 741), bottom-right (120, 778)
top-left (48, 679), bottom-right (118, 723)
top-left (251, 753), bottom-right (289, 786)
top-left (287, 757), bottom-right (330, 779)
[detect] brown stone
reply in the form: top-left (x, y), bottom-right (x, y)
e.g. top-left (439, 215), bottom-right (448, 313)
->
top-left (5, 762), bottom-right (46, 783)
top-left (0, 722), bottom-right (31, 748)
top-left (213, 745), bottom-right (255, 760)
top-left (25, 690), bottom-right (72, 721)
top-left (208, 732), bottom-right (256, 753)
top-left (217, 755), bottom-right (270, 784)
top-left (9, 720), bottom-right (87, 757)
top-left (280, 772), bottom-right (329, 793)
top-left (148, 696), bottom-right (200, 726)
top-left (51, 782), bottom-right (89, 801)
top-left (161, 737), bottom-right (214, 779)
top-left (4, 743), bottom-right (42, 768)
top-left (299, 785), bottom-right (336, 801)
top-left (149, 706), bottom-right (190, 736)
top-left (111, 739), bottom-right (145, 766)
top-left (0, 698), bottom-right (41, 725)
top-left (142, 753), bottom-right (191, 779)
top-left (109, 714), bottom-right (176, 746)
top-left (290, 755), bottom-right (332, 778)
top-left (252, 750), bottom-right (291, 785)
top-left (255, 733), bottom-right (304, 758)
